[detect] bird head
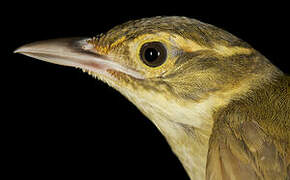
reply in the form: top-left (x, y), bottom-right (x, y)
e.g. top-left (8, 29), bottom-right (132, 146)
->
top-left (15, 16), bottom-right (277, 129)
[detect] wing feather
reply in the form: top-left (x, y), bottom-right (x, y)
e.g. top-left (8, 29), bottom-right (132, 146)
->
top-left (206, 119), bottom-right (288, 180)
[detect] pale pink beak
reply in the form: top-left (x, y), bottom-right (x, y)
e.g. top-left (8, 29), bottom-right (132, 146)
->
top-left (14, 38), bottom-right (143, 79)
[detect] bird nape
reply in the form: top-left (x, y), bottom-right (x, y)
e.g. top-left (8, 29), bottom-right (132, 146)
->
top-left (15, 16), bottom-right (289, 180)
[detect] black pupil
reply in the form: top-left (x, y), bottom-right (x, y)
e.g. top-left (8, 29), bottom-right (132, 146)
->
top-left (144, 48), bottom-right (160, 62)
top-left (140, 42), bottom-right (167, 67)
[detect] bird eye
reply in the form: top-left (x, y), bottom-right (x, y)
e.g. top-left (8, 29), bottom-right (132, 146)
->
top-left (140, 42), bottom-right (167, 67)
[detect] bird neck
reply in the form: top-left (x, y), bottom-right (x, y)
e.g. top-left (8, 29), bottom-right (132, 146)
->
top-left (152, 118), bottom-right (212, 180)
top-left (127, 92), bottom-right (220, 179)
top-left (121, 88), bottom-right (225, 179)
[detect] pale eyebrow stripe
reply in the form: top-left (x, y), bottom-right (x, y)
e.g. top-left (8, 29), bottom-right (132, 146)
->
top-left (110, 36), bottom-right (127, 48)
top-left (172, 34), bottom-right (253, 57)
top-left (212, 43), bottom-right (253, 57)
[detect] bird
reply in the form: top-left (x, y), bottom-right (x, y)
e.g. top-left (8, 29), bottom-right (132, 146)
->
top-left (15, 16), bottom-right (289, 180)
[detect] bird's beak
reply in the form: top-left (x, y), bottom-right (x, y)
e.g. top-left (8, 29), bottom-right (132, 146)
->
top-left (14, 37), bottom-right (143, 79)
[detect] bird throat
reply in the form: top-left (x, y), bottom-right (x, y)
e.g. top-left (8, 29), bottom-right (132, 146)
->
top-left (153, 119), bottom-right (212, 180)
top-left (120, 88), bottom-right (221, 179)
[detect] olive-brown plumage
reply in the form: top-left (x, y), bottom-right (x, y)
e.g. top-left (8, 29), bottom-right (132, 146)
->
top-left (15, 16), bottom-right (289, 180)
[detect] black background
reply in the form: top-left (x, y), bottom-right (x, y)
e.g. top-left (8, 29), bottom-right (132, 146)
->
top-left (4, 1), bottom-right (289, 179)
